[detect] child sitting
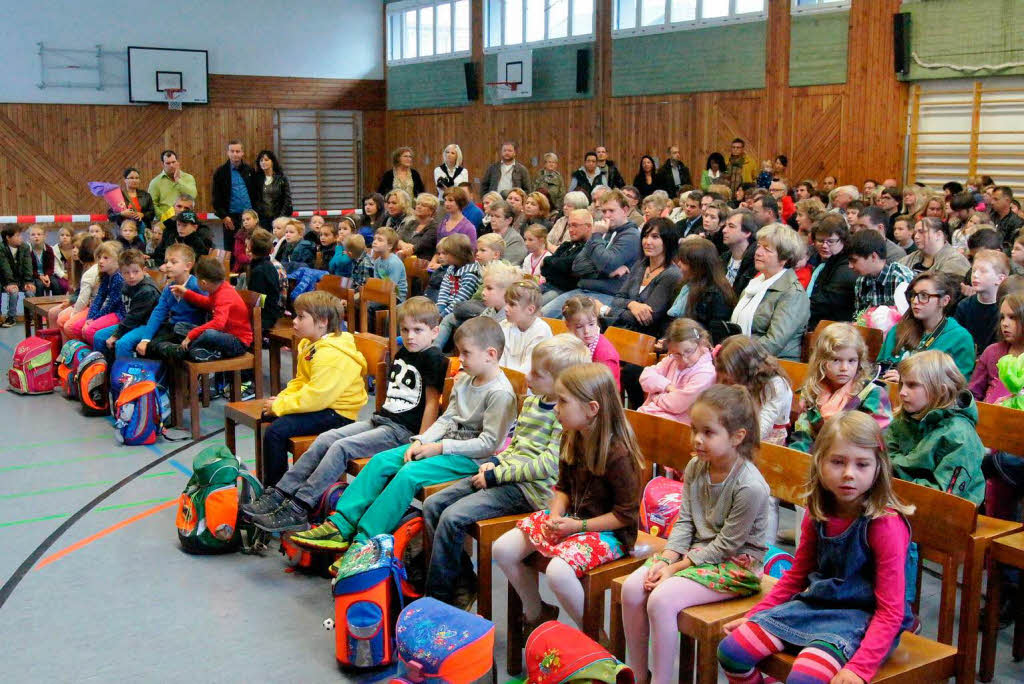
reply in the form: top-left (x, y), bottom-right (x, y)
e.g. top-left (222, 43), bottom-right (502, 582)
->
top-left (244, 228), bottom-right (284, 335)
top-left (291, 316), bottom-right (518, 571)
top-left (370, 226), bottom-right (408, 303)
top-left (145, 222), bottom-right (163, 260)
top-left (256, 291), bottom-right (369, 490)
top-left (424, 334), bottom-right (590, 608)
top-left (562, 295), bottom-right (621, 389)
top-left (232, 209), bottom-right (260, 270)
top-left (719, 411), bottom-right (916, 684)
top-left (328, 217), bottom-right (357, 277)
top-left (243, 297), bottom-right (448, 531)
top-left (0, 224), bottom-right (36, 327)
top-left (316, 220), bottom-right (339, 271)
top-left (892, 214), bottom-right (916, 254)
top-left (637, 318), bottom-right (716, 425)
top-left (434, 234), bottom-right (481, 318)
top-left (887, 349), bottom-right (986, 504)
top-left (97, 249), bottom-right (161, 355)
top-left (54, 235), bottom-right (99, 336)
top-left (170, 255), bottom-right (253, 362)
top-left (848, 230), bottom-right (913, 319)
top-left (434, 260), bottom-right (517, 350)
top-left (1012, 235), bottom-right (1024, 275)
top-left (878, 272), bottom-right (976, 382)
top-left (714, 335), bottom-right (792, 446)
top-left (431, 232), bottom-right (506, 332)
top-left (969, 293), bottom-right (1024, 404)
top-left (522, 224), bottom-right (549, 277)
top-left (117, 219), bottom-right (145, 253)
top-left (499, 279), bottom-right (552, 375)
top-left (346, 234), bottom-right (374, 291)
top-left (270, 217), bottom-right (290, 262)
top-left (304, 214), bottom-right (325, 245)
top-left (789, 322), bottom-right (893, 453)
top-left (27, 224), bottom-right (66, 296)
top-left (134, 244), bottom-right (205, 361)
top-left (623, 385), bottom-right (770, 683)
top-left (493, 362), bottom-right (643, 630)
top-left (279, 218), bottom-right (317, 273)
top-left (955, 248), bottom-right (1009, 353)
top-left (67, 240), bottom-right (124, 345)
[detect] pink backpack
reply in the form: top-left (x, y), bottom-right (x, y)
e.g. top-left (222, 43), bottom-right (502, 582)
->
top-left (8, 336), bottom-right (57, 395)
top-left (638, 476), bottom-right (685, 539)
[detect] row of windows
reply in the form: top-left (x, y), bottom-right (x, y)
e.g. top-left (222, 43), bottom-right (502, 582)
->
top-left (386, 0), bottom-right (848, 65)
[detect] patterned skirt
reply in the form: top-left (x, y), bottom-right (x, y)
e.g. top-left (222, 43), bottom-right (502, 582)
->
top-left (644, 550), bottom-right (763, 596)
top-left (517, 510), bottom-right (626, 578)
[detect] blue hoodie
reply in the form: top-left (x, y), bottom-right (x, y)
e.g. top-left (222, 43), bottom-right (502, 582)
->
top-left (88, 271), bottom-right (126, 319)
top-left (136, 275), bottom-right (206, 340)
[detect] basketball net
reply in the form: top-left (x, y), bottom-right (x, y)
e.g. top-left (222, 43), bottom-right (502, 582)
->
top-left (164, 88), bottom-right (186, 111)
top-left (485, 81), bottom-right (519, 100)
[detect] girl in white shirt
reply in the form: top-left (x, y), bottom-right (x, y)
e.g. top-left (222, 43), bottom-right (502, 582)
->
top-left (521, 224), bottom-right (549, 278)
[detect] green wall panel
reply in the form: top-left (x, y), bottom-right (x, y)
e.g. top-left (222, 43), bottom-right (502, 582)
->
top-left (483, 43), bottom-right (594, 105)
top-left (789, 11), bottom-right (849, 87)
top-left (387, 57), bottom-right (471, 110)
top-left (611, 22), bottom-right (767, 96)
top-left (902, 0), bottom-right (1024, 81)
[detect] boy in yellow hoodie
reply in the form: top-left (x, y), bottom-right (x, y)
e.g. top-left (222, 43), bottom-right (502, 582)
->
top-left (260, 291), bottom-right (367, 490)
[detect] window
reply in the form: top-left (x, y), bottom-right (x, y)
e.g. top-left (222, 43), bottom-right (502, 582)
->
top-left (613, 0), bottom-right (766, 36)
top-left (791, 0), bottom-right (850, 13)
top-left (485, 0), bottom-right (594, 52)
top-left (387, 0), bottom-right (472, 65)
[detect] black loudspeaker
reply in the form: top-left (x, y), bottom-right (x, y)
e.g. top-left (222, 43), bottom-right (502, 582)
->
top-left (893, 13), bottom-right (910, 76)
top-left (576, 49), bottom-right (590, 93)
top-left (464, 61), bottom-right (479, 101)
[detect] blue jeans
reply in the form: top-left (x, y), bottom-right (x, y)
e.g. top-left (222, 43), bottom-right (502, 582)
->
top-left (187, 329), bottom-right (247, 361)
top-left (91, 324), bottom-right (120, 353)
top-left (275, 416), bottom-right (412, 509)
top-left (422, 477), bottom-right (532, 602)
top-left (540, 289), bottom-right (614, 318)
top-left (94, 326), bottom-right (149, 358)
top-left (262, 409), bottom-right (352, 487)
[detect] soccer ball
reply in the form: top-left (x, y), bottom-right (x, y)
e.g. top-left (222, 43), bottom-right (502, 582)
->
top-left (323, 618), bottom-right (335, 631)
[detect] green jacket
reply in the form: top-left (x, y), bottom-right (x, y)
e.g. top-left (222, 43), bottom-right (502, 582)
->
top-left (789, 381), bottom-right (893, 453)
top-left (0, 242), bottom-right (32, 287)
top-left (885, 391), bottom-right (985, 505)
top-left (877, 316), bottom-right (976, 379)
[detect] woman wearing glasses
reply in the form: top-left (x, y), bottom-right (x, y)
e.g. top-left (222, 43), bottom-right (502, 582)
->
top-left (877, 271), bottom-right (976, 382)
top-left (898, 217), bottom-right (970, 279)
top-left (806, 214), bottom-right (858, 328)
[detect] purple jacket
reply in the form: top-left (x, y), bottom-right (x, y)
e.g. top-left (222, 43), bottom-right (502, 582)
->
top-left (969, 341), bottom-right (1012, 404)
top-left (437, 215), bottom-right (477, 250)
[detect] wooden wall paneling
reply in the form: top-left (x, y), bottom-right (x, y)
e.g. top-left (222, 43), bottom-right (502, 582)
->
top-left (787, 91), bottom-right (845, 183)
top-left (208, 74), bottom-right (385, 110)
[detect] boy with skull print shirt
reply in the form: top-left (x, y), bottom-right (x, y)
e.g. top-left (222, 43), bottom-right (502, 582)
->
top-left (243, 296), bottom-right (448, 533)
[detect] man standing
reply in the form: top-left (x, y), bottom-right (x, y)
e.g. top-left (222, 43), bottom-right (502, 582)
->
top-left (148, 150), bottom-right (198, 222)
top-left (211, 140), bottom-right (257, 252)
top-left (594, 146), bottom-right (624, 189)
top-left (821, 175), bottom-right (838, 194)
top-left (991, 186), bottom-right (1024, 251)
top-left (656, 145), bottom-right (692, 197)
top-left (726, 138), bottom-right (757, 192)
top-left (480, 141), bottom-right (530, 196)
top-left (568, 151), bottom-right (607, 200)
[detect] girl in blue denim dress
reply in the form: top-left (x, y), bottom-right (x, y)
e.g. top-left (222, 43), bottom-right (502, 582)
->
top-left (718, 411), bottom-right (916, 684)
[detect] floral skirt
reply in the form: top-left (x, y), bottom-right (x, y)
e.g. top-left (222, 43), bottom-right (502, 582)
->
top-left (517, 510), bottom-right (626, 578)
top-left (644, 550), bottom-right (763, 596)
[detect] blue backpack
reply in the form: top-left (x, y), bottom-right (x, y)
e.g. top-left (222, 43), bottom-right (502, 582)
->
top-left (109, 359), bottom-right (172, 445)
top-left (108, 358), bottom-right (168, 415)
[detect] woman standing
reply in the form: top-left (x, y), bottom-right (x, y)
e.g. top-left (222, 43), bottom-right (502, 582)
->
top-left (633, 155), bottom-right (659, 199)
top-left (252, 150), bottom-right (293, 229)
top-left (378, 146), bottom-right (425, 198)
top-left (434, 144), bottom-right (468, 197)
top-left (107, 167), bottom-right (155, 232)
top-left (700, 153), bottom-right (727, 191)
top-left (533, 153), bottom-right (566, 210)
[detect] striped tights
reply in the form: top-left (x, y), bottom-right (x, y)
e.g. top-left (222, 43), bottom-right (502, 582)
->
top-left (718, 620), bottom-right (847, 684)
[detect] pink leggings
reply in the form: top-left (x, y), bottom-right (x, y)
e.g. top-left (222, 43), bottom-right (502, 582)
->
top-left (622, 565), bottom-right (734, 684)
top-left (65, 312), bottom-right (119, 345)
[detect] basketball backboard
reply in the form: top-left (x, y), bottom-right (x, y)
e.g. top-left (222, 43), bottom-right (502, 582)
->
top-left (127, 46), bottom-right (208, 104)
top-left (495, 49), bottom-right (532, 99)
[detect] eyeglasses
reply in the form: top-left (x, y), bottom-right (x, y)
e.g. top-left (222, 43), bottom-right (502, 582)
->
top-left (813, 237), bottom-right (841, 247)
top-left (910, 291), bottom-right (944, 303)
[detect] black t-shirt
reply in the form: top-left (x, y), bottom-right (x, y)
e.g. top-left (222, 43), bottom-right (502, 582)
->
top-left (378, 345), bottom-right (448, 434)
top-left (954, 294), bottom-right (999, 353)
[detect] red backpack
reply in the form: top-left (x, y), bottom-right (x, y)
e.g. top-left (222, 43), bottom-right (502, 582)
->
top-left (8, 336), bottom-right (56, 395)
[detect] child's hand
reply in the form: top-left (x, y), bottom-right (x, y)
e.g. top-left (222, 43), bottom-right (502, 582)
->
top-left (105, 336), bottom-right (117, 349)
top-left (136, 340), bottom-right (148, 356)
top-left (179, 337), bottom-right (190, 351)
top-left (470, 472), bottom-right (488, 489)
top-left (261, 398), bottom-right (275, 415)
top-left (643, 561), bottom-right (674, 591)
top-left (830, 669), bottom-right (865, 684)
top-left (722, 617), bottom-right (746, 635)
top-left (543, 514), bottom-right (580, 541)
top-left (882, 368), bottom-right (900, 383)
top-left (479, 462), bottom-right (495, 473)
top-left (169, 284), bottom-right (187, 296)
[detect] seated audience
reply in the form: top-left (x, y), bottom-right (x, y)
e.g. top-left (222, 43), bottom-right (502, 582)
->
top-left (169, 255), bottom-right (253, 362)
top-left (848, 230), bottom-right (913, 319)
top-left (602, 217), bottom-right (682, 337)
top-left (498, 280), bottom-right (552, 375)
top-left (96, 249), bottom-right (160, 355)
top-left (714, 335), bottom-right (792, 446)
top-left (489, 200), bottom-right (528, 265)
top-left (637, 318), bottom-right (716, 425)
top-left (434, 234), bottom-right (481, 318)
top-left (969, 292), bottom-right (1024, 404)
top-left (563, 295), bottom-right (621, 389)
top-left (668, 236), bottom-right (736, 342)
top-left (547, 191), bottom-right (590, 250)
top-left (899, 217), bottom-right (970, 279)
top-left (721, 209), bottom-right (758, 298)
top-left (807, 214), bottom-right (857, 327)
top-left (955, 248), bottom-right (1008, 353)
top-left (134, 244), bottom-right (204, 361)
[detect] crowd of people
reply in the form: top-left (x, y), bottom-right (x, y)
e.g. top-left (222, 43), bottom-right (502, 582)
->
top-left (9, 136), bottom-right (1024, 683)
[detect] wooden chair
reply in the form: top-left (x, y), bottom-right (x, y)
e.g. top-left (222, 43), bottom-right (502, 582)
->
top-left (209, 248), bottom-right (232, 277)
top-left (980, 531), bottom-right (1024, 680)
top-left (505, 411), bottom-right (695, 674)
top-left (176, 289), bottom-right (263, 440)
top-left (604, 326), bottom-right (658, 368)
top-left (542, 317), bottom-right (569, 336)
top-left (145, 268), bottom-right (167, 290)
top-left (404, 256), bottom-right (430, 298)
top-left (359, 277), bottom-right (398, 359)
top-left (802, 319), bottom-right (884, 363)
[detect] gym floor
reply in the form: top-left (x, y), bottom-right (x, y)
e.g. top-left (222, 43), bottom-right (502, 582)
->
top-left (0, 321), bottom-right (1021, 683)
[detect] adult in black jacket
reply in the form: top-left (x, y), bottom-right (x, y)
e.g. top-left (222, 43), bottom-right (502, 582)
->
top-left (377, 147), bottom-right (425, 198)
top-left (107, 167), bottom-right (156, 233)
top-left (211, 141), bottom-right (257, 251)
top-left (673, 237), bottom-right (737, 343)
top-left (251, 150), bottom-right (293, 229)
top-left (153, 210), bottom-right (214, 266)
top-left (807, 215), bottom-right (858, 327)
top-left (632, 155), bottom-right (660, 199)
top-left (595, 146), bottom-right (625, 189)
top-left (568, 152), bottom-right (607, 201)
top-left (721, 209), bottom-right (759, 299)
top-left (655, 145), bottom-right (692, 198)
top-left (540, 214), bottom-right (589, 303)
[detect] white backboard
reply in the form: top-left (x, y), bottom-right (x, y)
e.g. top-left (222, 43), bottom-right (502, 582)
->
top-left (496, 49), bottom-right (532, 99)
top-left (127, 46), bottom-right (209, 104)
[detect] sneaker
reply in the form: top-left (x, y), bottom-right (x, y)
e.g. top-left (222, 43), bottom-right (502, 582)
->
top-left (1, 317), bottom-right (15, 328)
top-left (523, 601), bottom-right (560, 640)
top-left (240, 381), bottom-right (255, 401)
top-left (453, 584), bottom-right (478, 612)
top-left (291, 520), bottom-right (349, 551)
top-left (240, 488), bottom-right (286, 518)
top-left (250, 501), bottom-right (310, 533)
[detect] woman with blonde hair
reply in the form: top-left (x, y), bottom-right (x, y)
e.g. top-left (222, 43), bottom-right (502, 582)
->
top-left (534, 152), bottom-right (566, 210)
top-left (377, 146), bottom-right (425, 198)
top-left (901, 185), bottom-right (928, 220)
top-left (397, 193), bottom-right (439, 260)
top-left (794, 197), bottom-right (827, 241)
top-left (523, 191), bottom-right (552, 229)
top-left (434, 144), bottom-right (468, 197)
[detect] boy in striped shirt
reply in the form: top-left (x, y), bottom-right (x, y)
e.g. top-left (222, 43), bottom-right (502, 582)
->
top-left (423, 334), bottom-right (590, 610)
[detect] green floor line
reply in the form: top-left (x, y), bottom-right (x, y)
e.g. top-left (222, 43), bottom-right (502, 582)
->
top-left (0, 471), bottom-right (175, 500)
top-left (0, 497), bottom-right (175, 528)
top-left (0, 434), bottom-right (111, 455)
top-left (0, 451), bottom-right (136, 473)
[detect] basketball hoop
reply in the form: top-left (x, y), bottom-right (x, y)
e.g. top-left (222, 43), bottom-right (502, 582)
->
top-left (164, 88), bottom-right (186, 110)
top-left (485, 80), bottom-right (519, 100)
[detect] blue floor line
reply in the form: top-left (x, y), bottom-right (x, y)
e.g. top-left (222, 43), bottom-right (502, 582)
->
top-left (168, 459), bottom-right (192, 477)
top-left (0, 339), bottom-right (12, 353)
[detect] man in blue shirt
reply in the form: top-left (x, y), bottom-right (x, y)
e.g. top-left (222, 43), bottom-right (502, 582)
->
top-left (459, 182), bottom-right (484, 231)
top-left (211, 140), bottom-right (256, 255)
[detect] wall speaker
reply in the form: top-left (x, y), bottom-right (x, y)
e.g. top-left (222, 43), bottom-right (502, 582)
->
top-left (464, 61), bottom-right (479, 101)
top-left (576, 49), bottom-right (590, 93)
top-left (893, 13), bottom-right (910, 76)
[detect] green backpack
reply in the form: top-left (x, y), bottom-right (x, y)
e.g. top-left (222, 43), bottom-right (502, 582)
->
top-left (175, 445), bottom-right (264, 554)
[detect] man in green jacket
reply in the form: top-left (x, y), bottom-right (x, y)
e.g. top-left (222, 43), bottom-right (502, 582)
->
top-left (148, 150), bottom-right (198, 222)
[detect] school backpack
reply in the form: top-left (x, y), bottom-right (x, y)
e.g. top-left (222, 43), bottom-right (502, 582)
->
top-left (279, 481), bottom-right (350, 577)
top-left (108, 358), bottom-right (168, 415)
top-left (36, 328), bottom-right (63, 378)
top-left (511, 620), bottom-right (634, 684)
top-left (71, 351), bottom-right (109, 416)
top-left (176, 445), bottom-right (264, 555)
top-left (332, 533), bottom-right (407, 669)
top-left (389, 597), bottom-right (494, 683)
top-left (57, 340), bottom-right (90, 398)
top-left (638, 476), bottom-right (686, 539)
top-left (8, 336), bottom-right (57, 395)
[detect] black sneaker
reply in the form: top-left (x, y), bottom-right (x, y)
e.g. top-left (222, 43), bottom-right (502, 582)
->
top-left (1, 316), bottom-right (15, 328)
top-left (241, 488), bottom-right (286, 518)
top-left (250, 501), bottom-right (310, 533)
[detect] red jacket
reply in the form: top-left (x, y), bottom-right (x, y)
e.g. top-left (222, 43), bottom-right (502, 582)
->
top-left (182, 281), bottom-right (253, 346)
